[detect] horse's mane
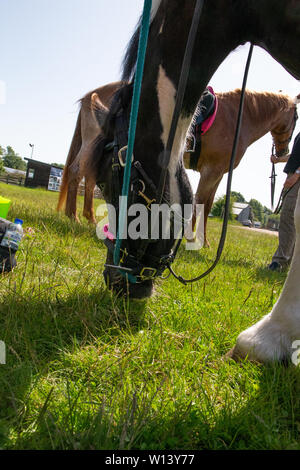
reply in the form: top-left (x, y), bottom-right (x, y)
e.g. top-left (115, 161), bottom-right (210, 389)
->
top-left (89, 3), bottom-right (164, 180)
top-left (88, 82), bottom-right (134, 178)
top-left (102, 15), bottom-right (143, 134)
top-left (122, 0), bottom-right (162, 81)
top-left (89, 14), bottom-right (142, 173)
top-left (217, 88), bottom-right (294, 120)
top-left (122, 19), bottom-right (141, 82)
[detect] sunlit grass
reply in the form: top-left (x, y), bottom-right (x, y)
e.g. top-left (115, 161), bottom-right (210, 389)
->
top-left (0, 183), bottom-right (299, 450)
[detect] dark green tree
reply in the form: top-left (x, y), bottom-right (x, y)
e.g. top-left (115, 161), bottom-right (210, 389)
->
top-left (263, 206), bottom-right (272, 216)
top-left (249, 198), bottom-right (264, 223)
top-left (2, 146), bottom-right (27, 171)
top-left (211, 195), bottom-right (235, 220)
top-left (51, 163), bottom-right (65, 169)
top-left (262, 206), bottom-right (273, 227)
top-left (231, 191), bottom-right (246, 203)
top-left (0, 146), bottom-right (4, 174)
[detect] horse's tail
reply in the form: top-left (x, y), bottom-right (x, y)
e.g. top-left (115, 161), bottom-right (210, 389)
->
top-left (57, 109), bottom-right (82, 212)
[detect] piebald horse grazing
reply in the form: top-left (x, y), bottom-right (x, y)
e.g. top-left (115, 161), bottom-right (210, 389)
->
top-left (91, 0), bottom-right (300, 363)
top-left (184, 89), bottom-right (299, 246)
top-left (57, 82), bottom-right (122, 223)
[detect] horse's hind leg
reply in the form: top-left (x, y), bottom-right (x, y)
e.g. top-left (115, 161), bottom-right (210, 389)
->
top-left (65, 172), bottom-right (81, 222)
top-left (83, 175), bottom-right (97, 224)
top-left (65, 149), bottom-right (88, 222)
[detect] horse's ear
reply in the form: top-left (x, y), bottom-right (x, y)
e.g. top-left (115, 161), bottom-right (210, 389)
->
top-left (91, 92), bottom-right (109, 127)
top-left (91, 92), bottom-right (107, 109)
top-left (293, 93), bottom-right (300, 104)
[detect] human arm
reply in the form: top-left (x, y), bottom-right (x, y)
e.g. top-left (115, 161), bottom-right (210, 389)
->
top-left (283, 133), bottom-right (300, 173)
top-left (283, 167), bottom-right (300, 189)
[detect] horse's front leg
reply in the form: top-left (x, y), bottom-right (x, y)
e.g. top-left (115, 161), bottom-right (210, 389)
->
top-left (191, 165), bottom-right (223, 247)
top-left (229, 190), bottom-right (300, 363)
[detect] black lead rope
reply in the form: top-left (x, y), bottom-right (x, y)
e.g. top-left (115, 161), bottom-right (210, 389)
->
top-left (169, 43), bottom-right (254, 285)
top-left (273, 186), bottom-right (293, 215)
top-left (270, 145), bottom-right (277, 210)
top-left (270, 163), bottom-right (277, 210)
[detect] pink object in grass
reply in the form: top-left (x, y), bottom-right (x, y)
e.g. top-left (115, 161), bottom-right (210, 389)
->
top-left (103, 224), bottom-right (115, 241)
top-left (201, 86), bottom-right (218, 135)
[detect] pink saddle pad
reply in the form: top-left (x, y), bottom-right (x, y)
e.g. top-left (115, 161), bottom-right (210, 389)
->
top-left (201, 86), bottom-right (218, 135)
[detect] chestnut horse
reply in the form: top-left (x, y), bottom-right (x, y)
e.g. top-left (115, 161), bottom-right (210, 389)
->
top-left (69, 0), bottom-right (300, 363)
top-left (184, 89), bottom-right (298, 246)
top-left (57, 81), bottom-right (122, 223)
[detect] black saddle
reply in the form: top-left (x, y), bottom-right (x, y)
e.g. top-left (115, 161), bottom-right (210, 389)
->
top-left (188, 88), bottom-right (216, 170)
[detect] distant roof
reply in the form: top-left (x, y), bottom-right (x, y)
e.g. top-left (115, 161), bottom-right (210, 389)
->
top-left (233, 202), bottom-right (249, 210)
top-left (232, 202), bottom-right (250, 216)
top-left (24, 158), bottom-right (63, 170)
top-left (4, 166), bottom-right (26, 176)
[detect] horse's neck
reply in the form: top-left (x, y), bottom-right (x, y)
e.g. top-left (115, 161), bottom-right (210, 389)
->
top-left (154, 64), bottom-right (194, 202)
top-left (135, 0), bottom-right (249, 200)
top-left (243, 93), bottom-right (290, 144)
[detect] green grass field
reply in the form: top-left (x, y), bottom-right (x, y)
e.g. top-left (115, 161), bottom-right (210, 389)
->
top-left (0, 182), bottom-right (299, 450)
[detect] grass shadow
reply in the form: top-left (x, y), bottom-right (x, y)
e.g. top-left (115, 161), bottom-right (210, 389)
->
top-left (7, 359), bottom-right (300, 450)
top-left (0, 287), bottom-right (148, 446)
top-left (190, 362), bottom-right (300, 450)
top-left (253, 265), bottom-right (288, 282)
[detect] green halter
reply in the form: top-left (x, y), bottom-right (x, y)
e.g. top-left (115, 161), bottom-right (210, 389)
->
top-left (113, 0), bottom-right (152, 284)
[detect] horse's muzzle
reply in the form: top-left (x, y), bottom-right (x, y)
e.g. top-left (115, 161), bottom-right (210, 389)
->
top-left (103, 264), bottom-right (154, 299)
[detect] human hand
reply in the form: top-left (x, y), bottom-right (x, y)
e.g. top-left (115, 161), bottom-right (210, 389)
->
top-left (270, 155), bottom-right (278, 164)
top-left (271, 154), bottom-right (290, 163)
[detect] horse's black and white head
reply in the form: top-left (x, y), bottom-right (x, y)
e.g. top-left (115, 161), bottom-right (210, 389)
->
top-left (92, 79), bottom-right (193, 299)
top-left (92, 0), bottom-right (300, 299)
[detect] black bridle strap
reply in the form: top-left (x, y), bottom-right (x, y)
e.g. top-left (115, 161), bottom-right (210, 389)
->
top-left (270, 108), bottom-right (298, 210)
top-left (169, 43), bottom-right (254, 285)
top-left (271, 108), bottom-right (298, 147)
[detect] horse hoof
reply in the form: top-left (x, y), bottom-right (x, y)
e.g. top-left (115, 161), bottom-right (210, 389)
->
top-left (223, 347), bottom-right (239, 362)
top-left (223, 346), bottom-right (251, 362)
top-left (83, 213), bottom-right (97, 225)
top-left (223, 346), bottom-right (262, 364)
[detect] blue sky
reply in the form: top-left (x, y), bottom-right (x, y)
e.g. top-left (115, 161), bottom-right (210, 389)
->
top-left (1, 0), bottom-right (299, 207)
top-left (0, 0), bottom-right (141, 162)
